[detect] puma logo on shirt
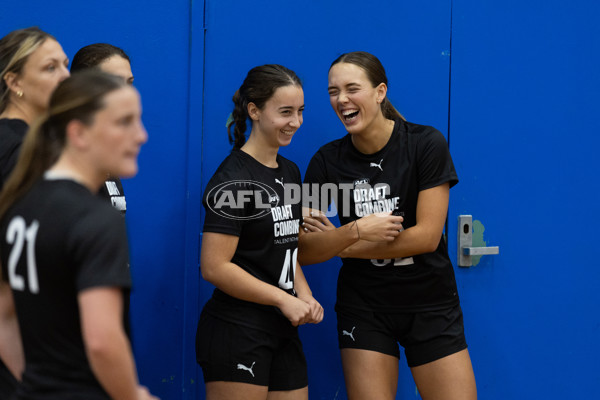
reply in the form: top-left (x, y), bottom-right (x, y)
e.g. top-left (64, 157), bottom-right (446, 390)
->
top-left (237, 361), bottom-right (256, 377)
top-left (275, 177), bottom-right (284, 188)
top-left (370, 159), bottom-right (384, 171)
top-left (342, 326), bottom-right (356, 342)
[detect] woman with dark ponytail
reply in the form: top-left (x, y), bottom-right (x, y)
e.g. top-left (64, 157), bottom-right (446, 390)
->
top-left (0, 70), bottom-right (157, 400)
top-left (197, 64), bottom-right (323, 399)
top-left (0, 26), bottom-right (69, 400)
top-left (70, 43), bottom-right (135, 215)
top-left (300, 51), bottom-right (477, 399)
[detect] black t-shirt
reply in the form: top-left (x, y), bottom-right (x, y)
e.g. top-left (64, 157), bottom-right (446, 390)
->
top-left (0, 178), bottom-right (131, 399)
top-left (97, 177), bottom-right (126, 216)
top-left (0, 118), bottom-right (27, 398)
top-left (0, 118), bottom-right (28, 191)
top-left (97, 176), bottom-right (130, 338)
top-left (304, 119), bottom-right (460, 312)
top-left (202, 149), bottom-right (302, 337)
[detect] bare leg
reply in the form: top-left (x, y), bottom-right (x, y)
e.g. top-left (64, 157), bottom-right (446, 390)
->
top-left (267, 386), bottom-right (308, 400)
top-left (206, 381), bottom-right (268, 400)
top-left (341, 348), bottom-right (398, 400)
top-left (410, 349), bottom-right (477, 400)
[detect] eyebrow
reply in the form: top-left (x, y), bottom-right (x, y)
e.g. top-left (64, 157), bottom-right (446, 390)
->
top-left (43, 56), bottom-right (69, 64)
top-left (328, 82), bottom-right (361, 90)
top-left (278, 105), bottom-right (304, 111)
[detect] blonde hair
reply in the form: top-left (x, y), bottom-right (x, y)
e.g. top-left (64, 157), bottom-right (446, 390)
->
top-left (0, 27), bottom-right (54, 113)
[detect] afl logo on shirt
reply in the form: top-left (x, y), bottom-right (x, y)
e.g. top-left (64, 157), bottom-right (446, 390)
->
top-left (206, 180), bottom-right (279, 220)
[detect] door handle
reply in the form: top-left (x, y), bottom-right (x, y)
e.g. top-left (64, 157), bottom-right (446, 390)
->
top-left (457, 215), bottom-right (500, 267)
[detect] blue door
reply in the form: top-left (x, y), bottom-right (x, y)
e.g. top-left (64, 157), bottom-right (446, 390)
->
top-left (448, 1), bottom-right (600, 398)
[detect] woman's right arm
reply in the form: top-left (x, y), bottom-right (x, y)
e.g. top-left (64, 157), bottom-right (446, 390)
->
top-left (201, 232), bottom-right (310, 326)
top-left (297, 209), bottom-right (404, 266)
top-left (79, 287), bottom-right (157, 400)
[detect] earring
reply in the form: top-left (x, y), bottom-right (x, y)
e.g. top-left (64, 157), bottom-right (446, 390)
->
top-left (16, 90), bottom-right (23, 98)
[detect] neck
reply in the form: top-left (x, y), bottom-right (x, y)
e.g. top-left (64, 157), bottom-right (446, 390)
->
top-left (0, 101), bottom-right (40, 125)
top-left (241, 131), bottom-right (279, 168)
top-left (49, 153), bottom-right (105, 193)
top-left (351, 116), bottom-right (395, 154)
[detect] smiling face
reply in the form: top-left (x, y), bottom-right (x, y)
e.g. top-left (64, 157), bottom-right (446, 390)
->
top-left (16, 38), bottom-right (70, 114)
top-left (84, 86), bottom-right (147, 178)
top-left (98, 55), bottom-right (134, 85)
top-left (328, 62), bottom-right (387, 135)
top-left (250, 84), bottom-right (304, 148)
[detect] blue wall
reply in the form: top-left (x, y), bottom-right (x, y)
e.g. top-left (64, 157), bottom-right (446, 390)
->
top-left (3, 1), bottom-right (599, 399)
top-left (1, 1), bottom-right (193, 399)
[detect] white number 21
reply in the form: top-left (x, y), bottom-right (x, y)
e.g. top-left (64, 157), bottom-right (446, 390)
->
top-left (6, 216), bottom-right (40, 294)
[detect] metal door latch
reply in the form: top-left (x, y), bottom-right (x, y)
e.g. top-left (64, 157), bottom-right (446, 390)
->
top-left (457, 215), bottom-right (499, 267)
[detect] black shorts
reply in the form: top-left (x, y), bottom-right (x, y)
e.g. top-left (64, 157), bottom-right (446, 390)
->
top-left (196, 310), bottom-right (308, 391)
top-left (336, 304), bottom-right (467, 367)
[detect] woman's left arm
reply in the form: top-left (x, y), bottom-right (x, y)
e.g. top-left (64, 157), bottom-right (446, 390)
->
top-left (340, 183), bottom-right (449, 259)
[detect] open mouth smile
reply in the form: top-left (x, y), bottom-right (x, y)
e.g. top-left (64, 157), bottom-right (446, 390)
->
top-left (342, 109), bottom-right (359, 123)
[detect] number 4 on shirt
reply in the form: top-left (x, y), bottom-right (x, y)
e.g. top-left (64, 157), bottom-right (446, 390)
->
top-left (279, 248), bottom-right (297, 290)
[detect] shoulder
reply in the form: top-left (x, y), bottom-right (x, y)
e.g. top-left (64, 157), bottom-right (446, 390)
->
top-left (208, 151), bottom-right (252, 183)
top-left (276, 154), bottom-right (301, 176)
top-left (400, 120), bottom-right (448, 150)
top-left (0, 119), bottom-right (28, 134)
top-left (313, 135), bottom-right (349, 157)
top-left (0, 119), bottom-right (27, 154)
top-left (307, 135), bottom-right (350, 169)
top-left (402, 119), bottom-right (443, 139)
top-left (48, 180), bottom-right (123, 228)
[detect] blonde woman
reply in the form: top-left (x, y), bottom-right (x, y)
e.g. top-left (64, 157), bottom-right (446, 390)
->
top-left (0, 26), bottom-right (69, 399)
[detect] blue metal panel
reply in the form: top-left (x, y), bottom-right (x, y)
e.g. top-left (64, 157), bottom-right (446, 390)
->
top-left (1, 2), bottom-right (193, 398)
top-left (200, 1), bottom-right (451, 398)
top-left (449, 1), bottom-right (600, 398)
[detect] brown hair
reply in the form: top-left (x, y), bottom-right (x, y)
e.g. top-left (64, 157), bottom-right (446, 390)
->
top-left (70, 43), bottom-right (131, 72)
top-left (228, 64), bottom-right (302, 149)
top-left (0, 27), bottom-right (55, 113)
top-left (330, 51), bottom-right (405, 121)
top-left (0, 70), bottom-right (127, 221)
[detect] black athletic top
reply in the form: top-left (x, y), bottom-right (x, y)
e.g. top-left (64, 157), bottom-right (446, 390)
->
top-left (0, 118), bottom-right (27, 399)
top-left (304, 118), bottom-right (460, 312)
top-left (0, 177), bottom-right (131, 399)
top-left (0, 118), bottom-right (27, 191)
top-left (98, 177), bottom-right (126, 216)
top-left (97, 176), bottom-right (130, 338)
top-left (202, 149), bottom-right (302, 337)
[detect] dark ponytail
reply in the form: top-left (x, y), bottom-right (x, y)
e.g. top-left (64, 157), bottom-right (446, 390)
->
top-left (70, 43), bottom-right (131, 72)
top-left (228, 90), bottom-right (248, 149)
top-left (227, 64), bottom-right (302, 149)
top-left (330, 51), bottom-right (405, 121)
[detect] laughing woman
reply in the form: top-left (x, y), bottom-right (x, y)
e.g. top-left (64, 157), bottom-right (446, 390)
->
top-left (197, 64), bottom-right (323, 400)
top-left (299, 51), bottom-right (476, 400)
